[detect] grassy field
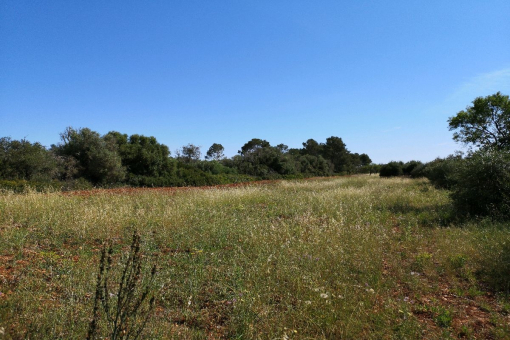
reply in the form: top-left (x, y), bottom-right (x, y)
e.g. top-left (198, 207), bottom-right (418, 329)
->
top-left (0, 176), bottom-right (509, 339)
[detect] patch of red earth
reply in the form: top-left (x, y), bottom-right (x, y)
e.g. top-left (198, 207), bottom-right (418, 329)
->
top-left (0, 249), bottom-right (42, 287)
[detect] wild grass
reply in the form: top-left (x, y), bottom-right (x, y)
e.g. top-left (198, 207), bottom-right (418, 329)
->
top-left (0, 176), bottom-right (509, 339)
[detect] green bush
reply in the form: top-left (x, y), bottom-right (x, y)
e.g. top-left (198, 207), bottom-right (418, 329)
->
top-left (450, 150), bottom-right (510, 219)
top-left (423, 155), bottom-right (461, 189)
top-left (379, 161), bottom-right (403, 177)
top-left (402, 160), bottom-right (422, 176)
top-left (410, 163), bottom-right (427, 178)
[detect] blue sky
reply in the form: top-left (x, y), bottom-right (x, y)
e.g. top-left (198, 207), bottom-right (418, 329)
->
top-left (1, 1), bottom-right (509, 163)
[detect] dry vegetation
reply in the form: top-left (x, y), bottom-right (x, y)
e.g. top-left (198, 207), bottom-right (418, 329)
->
top-left (0, 176), bottom-right (509, 339)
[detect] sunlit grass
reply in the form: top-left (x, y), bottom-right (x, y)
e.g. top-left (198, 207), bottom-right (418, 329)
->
top-left (0, 176), bottom-right (509, 339)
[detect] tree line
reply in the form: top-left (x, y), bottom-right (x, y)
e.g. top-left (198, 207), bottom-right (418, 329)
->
top-left (0, 129), bottom-right (374, 190)
top-left (3, 91), bottom-right (508, 220)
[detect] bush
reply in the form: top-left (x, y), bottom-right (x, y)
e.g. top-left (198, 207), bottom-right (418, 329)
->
top-left (450, 150), bottom-right (510, 219)
top-left (192, 160), bottom-right (237, 175)
top-left (410, 163), bottom-right (427, 178)
top-left (403, 160), bottom-right (422, 176)
top-left (379, 161), bottom-right (403, 177)
top-left (423, 155), bottom-right (462, 189)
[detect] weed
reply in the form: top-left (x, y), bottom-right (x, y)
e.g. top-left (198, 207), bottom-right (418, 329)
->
top-left (435, 307), bottom-right (453, 328)
top-left (449, 254), bottom-right (466, 269)
top-left (459, 325), bottom-right (472, 338)
top-left (411, 252), bottom-right (433, 272)
top-left (87, 231), bottom-right (157, 340)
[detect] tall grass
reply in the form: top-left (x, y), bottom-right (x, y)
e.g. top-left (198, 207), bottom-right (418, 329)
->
top-left (0, 177), bottom-right (509, 339)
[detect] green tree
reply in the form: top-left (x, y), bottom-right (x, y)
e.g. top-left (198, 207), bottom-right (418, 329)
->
top-left (448, 92), bottom-right (510, 150)
top-left (0, 137), bottom-right (57, 180)
top-left (239, 138), bottom-right (270, 156)
top-left (106, 132), bottom-right (173, 178)
top-left (205, 143), bottom-right (225, 160)
top-left (322, 136), bottom-right (350, 173)
top-left (234, 139), bottom-right (301, 178)
top-left (177, 144), bottom-right (201, 163)
top-left (301, 139), bottom-right (322, 157)
top-left (359, 153), bottom-right (372, 166)
top-left (276, 143), bottom-right (289, 153)
top-left (56, 127), bottom-right (126, 184)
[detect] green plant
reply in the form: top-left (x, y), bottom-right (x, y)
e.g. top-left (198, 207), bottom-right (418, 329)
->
top-left (412, 252), bottom-right (433, 272)
top-left (434, 307), bottom-right (453, 328)
top-left (449, 254), bottom-right (466, 270)
top-left (87, 231), bottom-right (157, 340)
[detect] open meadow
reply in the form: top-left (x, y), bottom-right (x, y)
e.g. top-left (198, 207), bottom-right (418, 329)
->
top-left (1, 176), bottom-right (509, 339)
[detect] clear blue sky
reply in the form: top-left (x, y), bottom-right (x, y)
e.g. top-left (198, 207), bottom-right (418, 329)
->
top-left (1, 1), bottom-right (509, 163)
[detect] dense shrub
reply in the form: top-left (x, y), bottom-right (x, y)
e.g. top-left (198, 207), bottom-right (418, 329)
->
top-left (423, 155), bottom-right (462, 189)
top-left (379, 161), bottom-right (403, 177)
top-left (450, 150), bottom-right (510, 219)
top-left (193, 160), bottom-right (237, 175)
top-left (0, 137), bottom-right (58, 181)
top-left (403, 160), bottom-right (422, 176)
top-left (410, 163), bottom-right (427, 178)
top-left (55, 128), bottom-right (126, 184)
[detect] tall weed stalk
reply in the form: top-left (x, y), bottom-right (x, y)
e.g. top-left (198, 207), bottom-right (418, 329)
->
top-left (87, 231), bottom-right (157, 340)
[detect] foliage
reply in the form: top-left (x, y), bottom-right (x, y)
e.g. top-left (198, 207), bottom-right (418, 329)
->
top-left (297, 154), bottom-right (333, 176)
top-left (0, 137), bottom-right (57, 181)
top-left (402, 160), bottom-right (422, 176)
top-left (441, 93), bottom-right (510, 219)
top-left (238, 138), bottom-right (270, 156)
top-left (359, 153), bottom-right (372, 166)
top-left (1, 130), bottom-right (373, 189)
top-left (55, 127), bottom-right (126, 184)
top-left (205, 143), bottom-right (225, 161)
top-left (422, 155), bottom-right (462, 189)
top-left (379, 161), bottom-right (403, 177)
top-left (193, 160), bottom-right (236, 175)
top-left (321, 136), bottom-right (350, 173)
top-left (177, 143), bottom-right (202, 163)
top-left (301, 138), bottom-right (322, 156)
top-left (409, 163), bottom-right (427, 178)
top-left (175, 162), bottom-right (222, 186)
top-left (448, 92), bottom-right (510, 150)
top-left (106, 132), bottom-right (175, 179)
top-left (449, 149), bottom-right (510, 219)
top-left (235, 139), bottom-right (299, 178)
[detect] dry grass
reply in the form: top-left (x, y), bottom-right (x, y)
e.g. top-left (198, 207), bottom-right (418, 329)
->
top-left (0, 176), bottom-right (509, 339)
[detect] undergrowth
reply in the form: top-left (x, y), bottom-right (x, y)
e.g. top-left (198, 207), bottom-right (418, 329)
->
top-left (0, 176), bottom-right (509, 339)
